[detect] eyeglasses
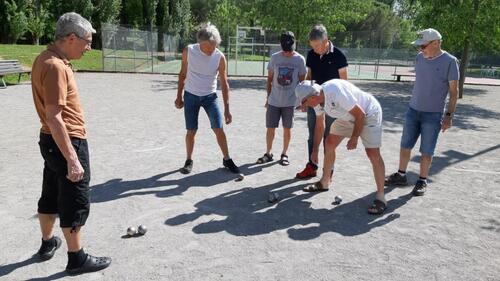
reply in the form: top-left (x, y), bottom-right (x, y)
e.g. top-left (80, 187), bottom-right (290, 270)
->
top-left (75, 34), bottom-right (92, 46)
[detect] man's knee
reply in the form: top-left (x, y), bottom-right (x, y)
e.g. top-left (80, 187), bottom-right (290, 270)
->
top-left (186, 130), bottom-right (197, 137)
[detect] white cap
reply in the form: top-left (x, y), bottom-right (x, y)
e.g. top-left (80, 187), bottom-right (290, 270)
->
top-left (412, 28), bottom-right (442, 46)
top-left (295, 80), bottom-right (322, 107)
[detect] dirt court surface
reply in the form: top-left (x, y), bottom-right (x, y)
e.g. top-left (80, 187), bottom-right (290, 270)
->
top-left (1, 73), bottom-right (499, 281)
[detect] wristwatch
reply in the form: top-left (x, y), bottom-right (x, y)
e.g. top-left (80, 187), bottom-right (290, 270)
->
top-left (445, 112), bottom-right (454, 118)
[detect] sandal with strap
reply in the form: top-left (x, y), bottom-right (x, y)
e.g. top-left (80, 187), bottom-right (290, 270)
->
top-left (279, 154), bottom-right (289, 166)
top-left (367, 199), bottom-right (387, 215)
top-left (256, 153), bottom-right (273, 164)
top-left (303, 181), bottom-right (329, 192)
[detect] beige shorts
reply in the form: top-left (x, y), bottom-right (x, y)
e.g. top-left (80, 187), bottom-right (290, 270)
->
top-left (330, 112), bottom-right (382, 148)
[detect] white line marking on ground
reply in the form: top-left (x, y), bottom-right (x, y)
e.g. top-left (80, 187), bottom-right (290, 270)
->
top-left (447, 167), bottom-right (500, 175)
top-left (133, 146), bottom-right (170, 152)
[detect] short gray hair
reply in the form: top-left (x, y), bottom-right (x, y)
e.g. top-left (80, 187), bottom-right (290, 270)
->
top-left (55, 12), bottom-right (96, 40)
top-left (197, 22), bottom-right (222, 46)
top-left (309, 24), bottom-right (328, 41)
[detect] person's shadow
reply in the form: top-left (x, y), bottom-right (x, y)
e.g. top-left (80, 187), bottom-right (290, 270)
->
top-left (0, 255), bottom-right (66, 280)
top-left (90, 161), bottom-right (277, 203)
top-left (165, 178), bottom-right (411, 240)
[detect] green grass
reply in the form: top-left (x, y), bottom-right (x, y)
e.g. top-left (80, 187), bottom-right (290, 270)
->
top-left (0, 44), bottom-right (102, 85)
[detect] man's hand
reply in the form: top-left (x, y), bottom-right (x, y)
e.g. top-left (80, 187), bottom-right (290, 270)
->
top-left (346, 137), bottom-right (358, 150)
top-left (442, 116), bottom-right (452, 132)
top-left (175, 97), bottom-right (184, 109)
top-left (264, 98), bottom-right (269, 108)
top-left (224, 108), bottom-right (232, 124)
top-left (67, 158), bottom-right (84, 182)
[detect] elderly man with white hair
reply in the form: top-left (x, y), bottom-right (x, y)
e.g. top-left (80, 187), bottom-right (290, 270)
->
top-left (175, 23), bottom-right (240, 175)
top-left (295, 79), bottom-right (387, 215)
top-left (31, 12), bottom-right (111, 274)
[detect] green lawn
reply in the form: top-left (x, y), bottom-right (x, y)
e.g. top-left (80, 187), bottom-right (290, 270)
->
top-left (0, 44), bottom-right (102, 85)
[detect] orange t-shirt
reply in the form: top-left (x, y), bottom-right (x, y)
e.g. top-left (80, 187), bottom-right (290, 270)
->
top-left (31, 44), bottom-right (86, 139)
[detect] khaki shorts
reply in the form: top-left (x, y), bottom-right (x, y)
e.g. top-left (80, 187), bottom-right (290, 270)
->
top-left (330, 112), bottom-right (382, 148)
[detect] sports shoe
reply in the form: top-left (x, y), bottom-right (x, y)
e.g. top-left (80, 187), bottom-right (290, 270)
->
top-left (296, 162), bottom-right (318, 179)
top-left (223, 158), bottom-right (240, 174)
top-left (37, 236), bottom-right (62, 260)
top-left (180, 159), bottom-right (193, 174)
top-left (412, 180), bottom-right (427, 196)
top-left (66, 254), bottom-right (111, 275)
top-left (384, 172), bottom-right (408, 186)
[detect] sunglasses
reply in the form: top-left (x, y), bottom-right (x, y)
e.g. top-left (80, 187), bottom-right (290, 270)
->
top-left (75, 34), bottom-right (92, 46)
top-left (419, 40), bottom-right (434, 50)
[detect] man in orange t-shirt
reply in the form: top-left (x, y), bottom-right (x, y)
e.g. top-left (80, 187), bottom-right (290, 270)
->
top-left (31, 12), bottom-right (110, 275)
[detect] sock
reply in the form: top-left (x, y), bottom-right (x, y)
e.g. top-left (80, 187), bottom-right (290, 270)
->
top-left (67, 248), bottom-right (87, 268)
top-left (375, 192), bottom-right (386, 204)
top-left (397, 170), bottom-right (406, 176)
top-left (41, 237), bottom-right (56, 249)
top-left (418, 177), bottom-right (427, 183)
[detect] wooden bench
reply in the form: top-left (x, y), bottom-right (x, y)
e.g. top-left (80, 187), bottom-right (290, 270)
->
top-left (0, 60), bottom-right (31, 89)
top-left (392, 73), bottom-right (415, 82)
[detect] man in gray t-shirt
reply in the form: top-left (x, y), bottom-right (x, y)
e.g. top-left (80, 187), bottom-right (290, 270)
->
top-left (385, 28), bottom-right (459, 196)
top-left (256, 31), bottom-right (306, 166)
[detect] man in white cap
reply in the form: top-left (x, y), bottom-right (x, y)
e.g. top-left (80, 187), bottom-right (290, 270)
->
top-left (295, 80), bottom-right (387, 215)
top-left (385, 28), bottom-right (459, 197)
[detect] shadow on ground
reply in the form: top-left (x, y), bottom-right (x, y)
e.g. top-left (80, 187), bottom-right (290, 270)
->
top-left (90, 162), bottom-right (277, 203)
top-left (165, 181), bottom-right (411, 240)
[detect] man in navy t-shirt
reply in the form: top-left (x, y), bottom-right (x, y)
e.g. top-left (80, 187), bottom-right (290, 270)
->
top-left (296, 24), bottom-right (349, 179)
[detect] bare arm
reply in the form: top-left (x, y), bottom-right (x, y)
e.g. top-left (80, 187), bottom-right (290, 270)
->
top-left (305, 67), bottom-right (312, 80)
top-left (298, 74), bottom-right (306, 82)
top-left (346, 104), bottom-right (365, 150)
top-left (339, 67), bottom-right (348, 80)
top-left (45, 105), bottom-right (83, 182)
top-left (442, 80), bottom-right (459, 132)
top-left (175, 48), bottom-right (188, 108)
top-left (219, 55), bottom-right (232, 124)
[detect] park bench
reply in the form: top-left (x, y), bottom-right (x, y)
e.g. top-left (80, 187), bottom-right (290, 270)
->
top-left (0, 60), bottom-right (31, 89)
top-left (392, 72), bottom-right (415, 82)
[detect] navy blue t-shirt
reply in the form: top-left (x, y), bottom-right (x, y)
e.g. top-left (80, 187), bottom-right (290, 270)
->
top-left (306, 41), bottom-right (348, 84)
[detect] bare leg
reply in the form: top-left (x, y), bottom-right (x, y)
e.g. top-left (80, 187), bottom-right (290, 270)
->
top-left (62, 227), bottom-right (82, 252)
top-left (319, 134), bottom-right (344, 187)
top-left (213, 128), bottom-right (230, 159)
top-left (282, 128), bottom-right (291, 155)
top-left (366, 148), bottom-right (386, 201)
top-left (420, 154), bottom-right (433, 178)
top-left (185, 130), bottom-right (196, 160)
top-left (266, 128), bottom-right (275, 155)
top-left (39, 213), bottom-right (57, 240)
top-left (398, 148), bottom-right (412, 172)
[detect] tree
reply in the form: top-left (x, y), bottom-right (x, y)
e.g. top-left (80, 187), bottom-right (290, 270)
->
top-left (416, 0), bottom-right (500, 97)
top-left (27, 1), bottom-right (50, 45)
top-left (6, 0), bottom-right (28, 43)
top-left (92, 0), bottom-right (121, 48)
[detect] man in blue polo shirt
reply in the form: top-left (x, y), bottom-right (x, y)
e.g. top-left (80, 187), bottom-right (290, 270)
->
top-left (296, 24), bottom-right (348, 179)
top-left (385, 28), bottom-right (459, 196)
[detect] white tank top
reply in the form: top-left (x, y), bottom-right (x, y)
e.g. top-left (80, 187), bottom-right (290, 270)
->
top-left (185, 44), bottom-right (223, 96)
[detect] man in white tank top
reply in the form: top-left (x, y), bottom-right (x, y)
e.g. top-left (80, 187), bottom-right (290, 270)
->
top-left (175, 23), bottom-right (240, 175)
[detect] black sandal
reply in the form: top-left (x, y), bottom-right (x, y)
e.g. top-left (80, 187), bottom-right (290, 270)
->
top-left (303, 181), bottom-right (329, 192)
top-left (279, 154), bottom-right (289, 166)
top-left (256, 153), bottom-right (273, 164)
top-left (367, 199), bottom-right (387, 215)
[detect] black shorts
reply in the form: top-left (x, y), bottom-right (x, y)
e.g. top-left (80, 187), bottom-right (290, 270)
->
top-left (38, 133), bottom-right (91, 228)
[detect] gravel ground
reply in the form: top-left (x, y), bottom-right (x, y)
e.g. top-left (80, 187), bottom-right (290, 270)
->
top-left (1, 73), bottom-right (499, 281)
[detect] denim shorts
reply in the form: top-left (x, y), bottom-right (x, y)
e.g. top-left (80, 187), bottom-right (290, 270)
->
top-left (400, 107), bottom-right (442, 156)
top-left (266, 105), bottom-right (294, 128)
top-left (38, 133), bottom-right (91, 228)
top-left (184, 91), bottom-right (223, 130)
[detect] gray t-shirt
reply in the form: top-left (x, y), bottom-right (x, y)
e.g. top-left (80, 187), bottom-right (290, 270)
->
top-left (410, 51), bottom-right (459, 112)
top-left (267, 51), bottom-right (307, 107)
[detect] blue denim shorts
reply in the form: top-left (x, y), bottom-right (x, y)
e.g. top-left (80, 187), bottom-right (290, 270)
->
top-left (184, 91), bottom-right (223, 130)
top-left (400, 107), bottom-right (442, 156)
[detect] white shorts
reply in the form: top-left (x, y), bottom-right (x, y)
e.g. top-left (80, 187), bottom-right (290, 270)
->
top-left (330, 111), bottom-right (382, 148)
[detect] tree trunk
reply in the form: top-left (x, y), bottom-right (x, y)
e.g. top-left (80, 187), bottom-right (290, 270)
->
top-left (459, 0), bottom-right (481, 98)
